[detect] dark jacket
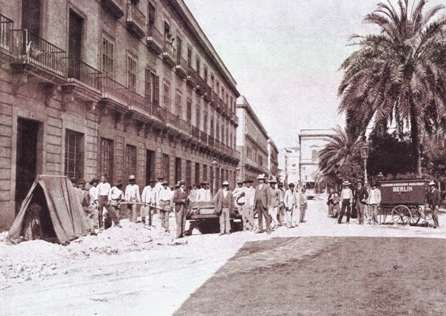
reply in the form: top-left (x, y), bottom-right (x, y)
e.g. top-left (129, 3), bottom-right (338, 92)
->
top-left (254, 183), bottom-right (271, 208)
top-left (428, 189), bottom-right (442, 209)
top-left (214, 188), bottom-right (234, 212)
top-left (172, 188), bottom-right (188, 212)
top-left (355, 187), bottom-right (369, 204)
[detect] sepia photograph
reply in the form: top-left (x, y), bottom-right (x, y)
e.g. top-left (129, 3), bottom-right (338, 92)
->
top-left (1, 0), bottom-right (446, 315)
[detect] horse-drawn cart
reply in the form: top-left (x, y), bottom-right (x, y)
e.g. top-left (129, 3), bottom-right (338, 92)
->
top-left (378, 179), bottom-right (432, 226)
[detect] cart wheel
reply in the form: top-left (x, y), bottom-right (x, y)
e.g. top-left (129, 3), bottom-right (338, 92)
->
top-left (391, 205), bottom-right (411, 225)
top-left (409, 207), bottom-right (421, 226)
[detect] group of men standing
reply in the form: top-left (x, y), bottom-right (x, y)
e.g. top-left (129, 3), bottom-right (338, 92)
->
top-left (226, 174), bottom-right (308, 235)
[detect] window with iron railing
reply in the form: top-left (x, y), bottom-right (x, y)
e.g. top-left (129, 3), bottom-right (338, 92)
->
top-left (102, 35), bottom-right (115, 78)
top-left (176, 36), bottom-right (182, 64)
top-left (148, 2), bottom-right (155, 25)
top-left (175, 91), bottom-right (182, 117)
top-left (196, 105), bottom-right (201, 129)
top-left (163, 80), bottom-right (171, 110)
top-left (127, 53), bottom-right (137, 91)
top-left (65, 129), bottom-right (84, 181)
top-left (186, 100), bottom-right (192, 123)
top-left (196, 57), bottom-right (200, 76)
top-left (187, 46), bottom-right (192, 67)
top-left (100, 138), bottom-right (114, 181)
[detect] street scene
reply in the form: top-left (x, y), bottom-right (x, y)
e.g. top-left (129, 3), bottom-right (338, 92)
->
top-left (2, 0), bottom-right (446, 315)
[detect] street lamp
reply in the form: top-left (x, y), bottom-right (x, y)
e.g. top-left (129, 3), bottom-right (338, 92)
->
top-left (360, 142), bottom-right (370, 184)
top-left (212, 159), bottom-right (217, 196)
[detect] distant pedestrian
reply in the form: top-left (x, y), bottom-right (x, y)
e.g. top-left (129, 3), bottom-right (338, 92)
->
top-left (141, 180), bottom-right (156, 226)
top-left (298, 187), bottom-right (307, 223)
top-left (284, 183), bottom-right (296, 228)
top-left (196, 182), bottom-right (212, 202)
top-left (254, 174), bottom-right (272, 234)
top-left (243, 179), bottom-right (255, 231)
top-left (368, 182), bottom-right (381, 225)
top-left (327, 188), bottom-right (336, 217)
top-left (173, 180), bottom-right (188, 238)
top-left (278, 182), bottom-right (286, 226)
top-left (96, 174), bottom-right (111, 229)
top-left (104, 180), bottom-right (123, 229)
top-left (214, 180), bottom-right (234, 235)
top-left (188, 184), bottom-right (198, 204)
top-left (338, 181), bottom-right (353, 224)
top-left (125, 175), bottom-right (141, 222)
top-left (355, 182), bottom-right (369, 225)
top-left (268, 177), bottom-right (280, 228)
top-left (427, 180), bottom-right (441, 229)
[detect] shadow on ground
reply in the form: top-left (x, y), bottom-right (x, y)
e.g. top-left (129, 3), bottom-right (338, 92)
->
top-left (174, 237), bottom-right (446, 316)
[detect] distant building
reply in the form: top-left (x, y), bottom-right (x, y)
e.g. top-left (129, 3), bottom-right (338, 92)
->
top-left (298, 129), bottom-right (336, 188)
top-left (279, 147), bottom-right (300, 185)
top-left (236, 96), bottom-right (270, 181)
top-left (267, 138), bottom-right (279, 177)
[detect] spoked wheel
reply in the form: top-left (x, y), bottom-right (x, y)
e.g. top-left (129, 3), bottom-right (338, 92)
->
top-left (409, 207), bottom-right (421, 226)
top-left (391, 205), bottom-right (412, 225)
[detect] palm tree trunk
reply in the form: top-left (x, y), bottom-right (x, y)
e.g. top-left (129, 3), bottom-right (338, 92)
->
top-left (410, 103), bottom-right (422, 177)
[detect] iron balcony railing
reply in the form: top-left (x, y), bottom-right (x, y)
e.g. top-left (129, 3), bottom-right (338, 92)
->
top-left (126, 3), bottom-right (146, 38)
top-left (128, 89), bottom-right (147, 111)
top-left (200, 131), bottom-right (208, 144)
top-left (186, 66), bottom-right (198, 87)
top-left (0, 13), bottom-right (13, 53)
top-left (162, 41), bottom-right (176, 67)
top-left (100, 76), bottom-right (129, 104)
top-left (151, 103), bottom-right (166, 121)
top-left (101, 0), bottom-right (125, 19)
top-left (191, 126), bottom-right (200, 139)
top-left (166, 111), bottom-right (180, 126)
top-left (146, 24), bottom-right (163, 54)
top-left (11, 29), bottom-right (66, 75)
top-left (179, 119), bottom-right (191, 135)
top-left (66, 57), bottom-right (101, 90)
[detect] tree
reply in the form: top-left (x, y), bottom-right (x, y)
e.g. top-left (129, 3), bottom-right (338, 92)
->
top-left (318, 126), bottom-right (363, 184)
top-left (339, 0), bottom-right (446, 177)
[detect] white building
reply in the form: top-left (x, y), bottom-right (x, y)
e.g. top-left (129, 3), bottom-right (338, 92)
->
top-left (279, 147), bottom-right (300, 185)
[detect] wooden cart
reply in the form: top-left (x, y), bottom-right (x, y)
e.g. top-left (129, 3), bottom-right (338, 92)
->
top-left (378, 179), bottom-right (432, 226)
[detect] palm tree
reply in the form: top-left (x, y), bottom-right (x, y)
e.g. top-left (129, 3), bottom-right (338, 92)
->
top-left (339, 0), bottom-right (446, 177)
top-left (318, 126), bottom-right (362, 182)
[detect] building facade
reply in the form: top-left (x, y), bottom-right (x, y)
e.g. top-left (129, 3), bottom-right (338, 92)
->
top-left (299, 129), bottom-right (335, 188)
top-left (236, 96), bottom-right (270, 182)
top-left (267, 138), bottom-right (279, 178)
top-left (0, 0), bottom-right (239, 229)
top-left (278, 147), bottom-right (300, 185)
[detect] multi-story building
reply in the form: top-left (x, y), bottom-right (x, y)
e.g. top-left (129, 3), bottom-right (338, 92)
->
top-left (0, 0), bottom-right (239, 229)
top-left (299, 129), bottom-right (335, 188)
top-left (279, 147), bottom-right (300, 185)
top-left (267, 138), bottom-right (279, 178)
top-left (236, 96), bottom-right (270, 182)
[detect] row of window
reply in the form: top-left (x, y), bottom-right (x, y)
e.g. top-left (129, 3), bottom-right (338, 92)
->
top-left (64, 129), bottom-right (235, 187)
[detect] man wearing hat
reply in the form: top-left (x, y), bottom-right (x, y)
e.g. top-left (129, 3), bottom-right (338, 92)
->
top-left (338, 180), bottom-right (354, 224)
top-left (268, 176), bottom-right (280, 228)
top-left (277, 182), bottom-right (286, 226)
top-left (214, 180), bottom-right (234, 235)
top-left (196, 182), bottom-right (212, 202)
top-left (368, 182), bottom-right (381, 225)
top-left (141, 180), bottom-right (156, 227)
top-left (233, 180), bottom-right (246, 225)
top-left (254, 174), bottom-right (272, 234)
top-left (355, 181), bottom-right (369, 225)
top-left (243, 179), bottom-right (255, 231)
top-left (284, 183), bottom-right (297, 227)
top-left (427, 180), bottom-right (441, 228)
top-left (173, 180), bottom-right (188, 238)
top-left (77, 178), bottom-right (97, 231)
top-left (96, 174), bottom-right (112, 230)
top-left (158, 181), bottom-right (172, 232)
top-left (125, 175), bottom-right (141, 222)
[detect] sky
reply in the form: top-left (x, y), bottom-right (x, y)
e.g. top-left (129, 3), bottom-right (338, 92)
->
top-left (185, 0), bottom-right (444, 149)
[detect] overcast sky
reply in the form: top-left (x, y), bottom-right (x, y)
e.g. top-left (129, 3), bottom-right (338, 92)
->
top-left (185, 0), bottom-right (444, 149)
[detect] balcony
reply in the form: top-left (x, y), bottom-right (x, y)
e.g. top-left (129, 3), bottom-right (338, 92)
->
top-left (186, 66), bottom-right (198, 88)
top-left (0, 13), bottom-right (13, 59)
top-left (191, 126), bottom-right (200, 140)
top-left (63, 57), bottom-right (102, 102)
top-left (146, 25), bottom-right (163, 55)
top-left (100, 76), bottom-right (129, 112)
top-left (10, 29), bottom-right (66, 82)
top-left (162, 41), bottom-right (176, 68)
top-left (126, 3), bottom-right (146, 39)
top-left (196, 75), bottom-right (208, 96)
top-left (199, 131), bottom-right (208, 144)
top-left (127, 89), bottom-right (150, 120)
top-left (175, 56), bottom-right (187, 80)
top-left (151, 103), bottom-right (166, 122)
top-left (101, 0), bottom-right (124, 19)
top-left (179, 119), bottom-right (191, 135)
top-left (208, 136), bottom-right (215, 147)
top-left (166, 111), bottom-right (180, 127)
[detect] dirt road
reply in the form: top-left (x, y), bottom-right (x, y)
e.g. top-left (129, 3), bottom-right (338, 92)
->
top-left (1, 197), bottom-right (446, 315)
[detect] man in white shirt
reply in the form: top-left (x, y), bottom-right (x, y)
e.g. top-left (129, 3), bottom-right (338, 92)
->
top-left (158, 181), bottom-right (173, 232)
top-left (338, 180), bottom-right (354, 224)
top-left (88, 178), bottom-right (99, 229)
top-left (284, 183), bottom-right (296, 228)
top-left (243, 179), bottom-right (255, 231)
top-left (368, 182), bottom-right (381, 225)
top-left (125, 175), bottom-right (141, 222)
top-left (96, 174), bottom-right (111, 229)
top-left (141, 180), bottom-right (155, 226)
top-left (104, 180), bottom-right (122, 229)
top-left (196, 182), bottom-right (212, 202)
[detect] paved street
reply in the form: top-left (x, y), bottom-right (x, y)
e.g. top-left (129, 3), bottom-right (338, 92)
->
top-left (2, 197), bottom-right (446, 316)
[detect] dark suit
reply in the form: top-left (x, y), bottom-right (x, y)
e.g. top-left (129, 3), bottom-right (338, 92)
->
top-left (428, 188), bottom-right (442, 228)
top-left (173, 188), bottom-right (188, 238)
top-left (254, 183), bottom-right (272, 232)
top-left (214, 188), bottom-right (234, 234)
